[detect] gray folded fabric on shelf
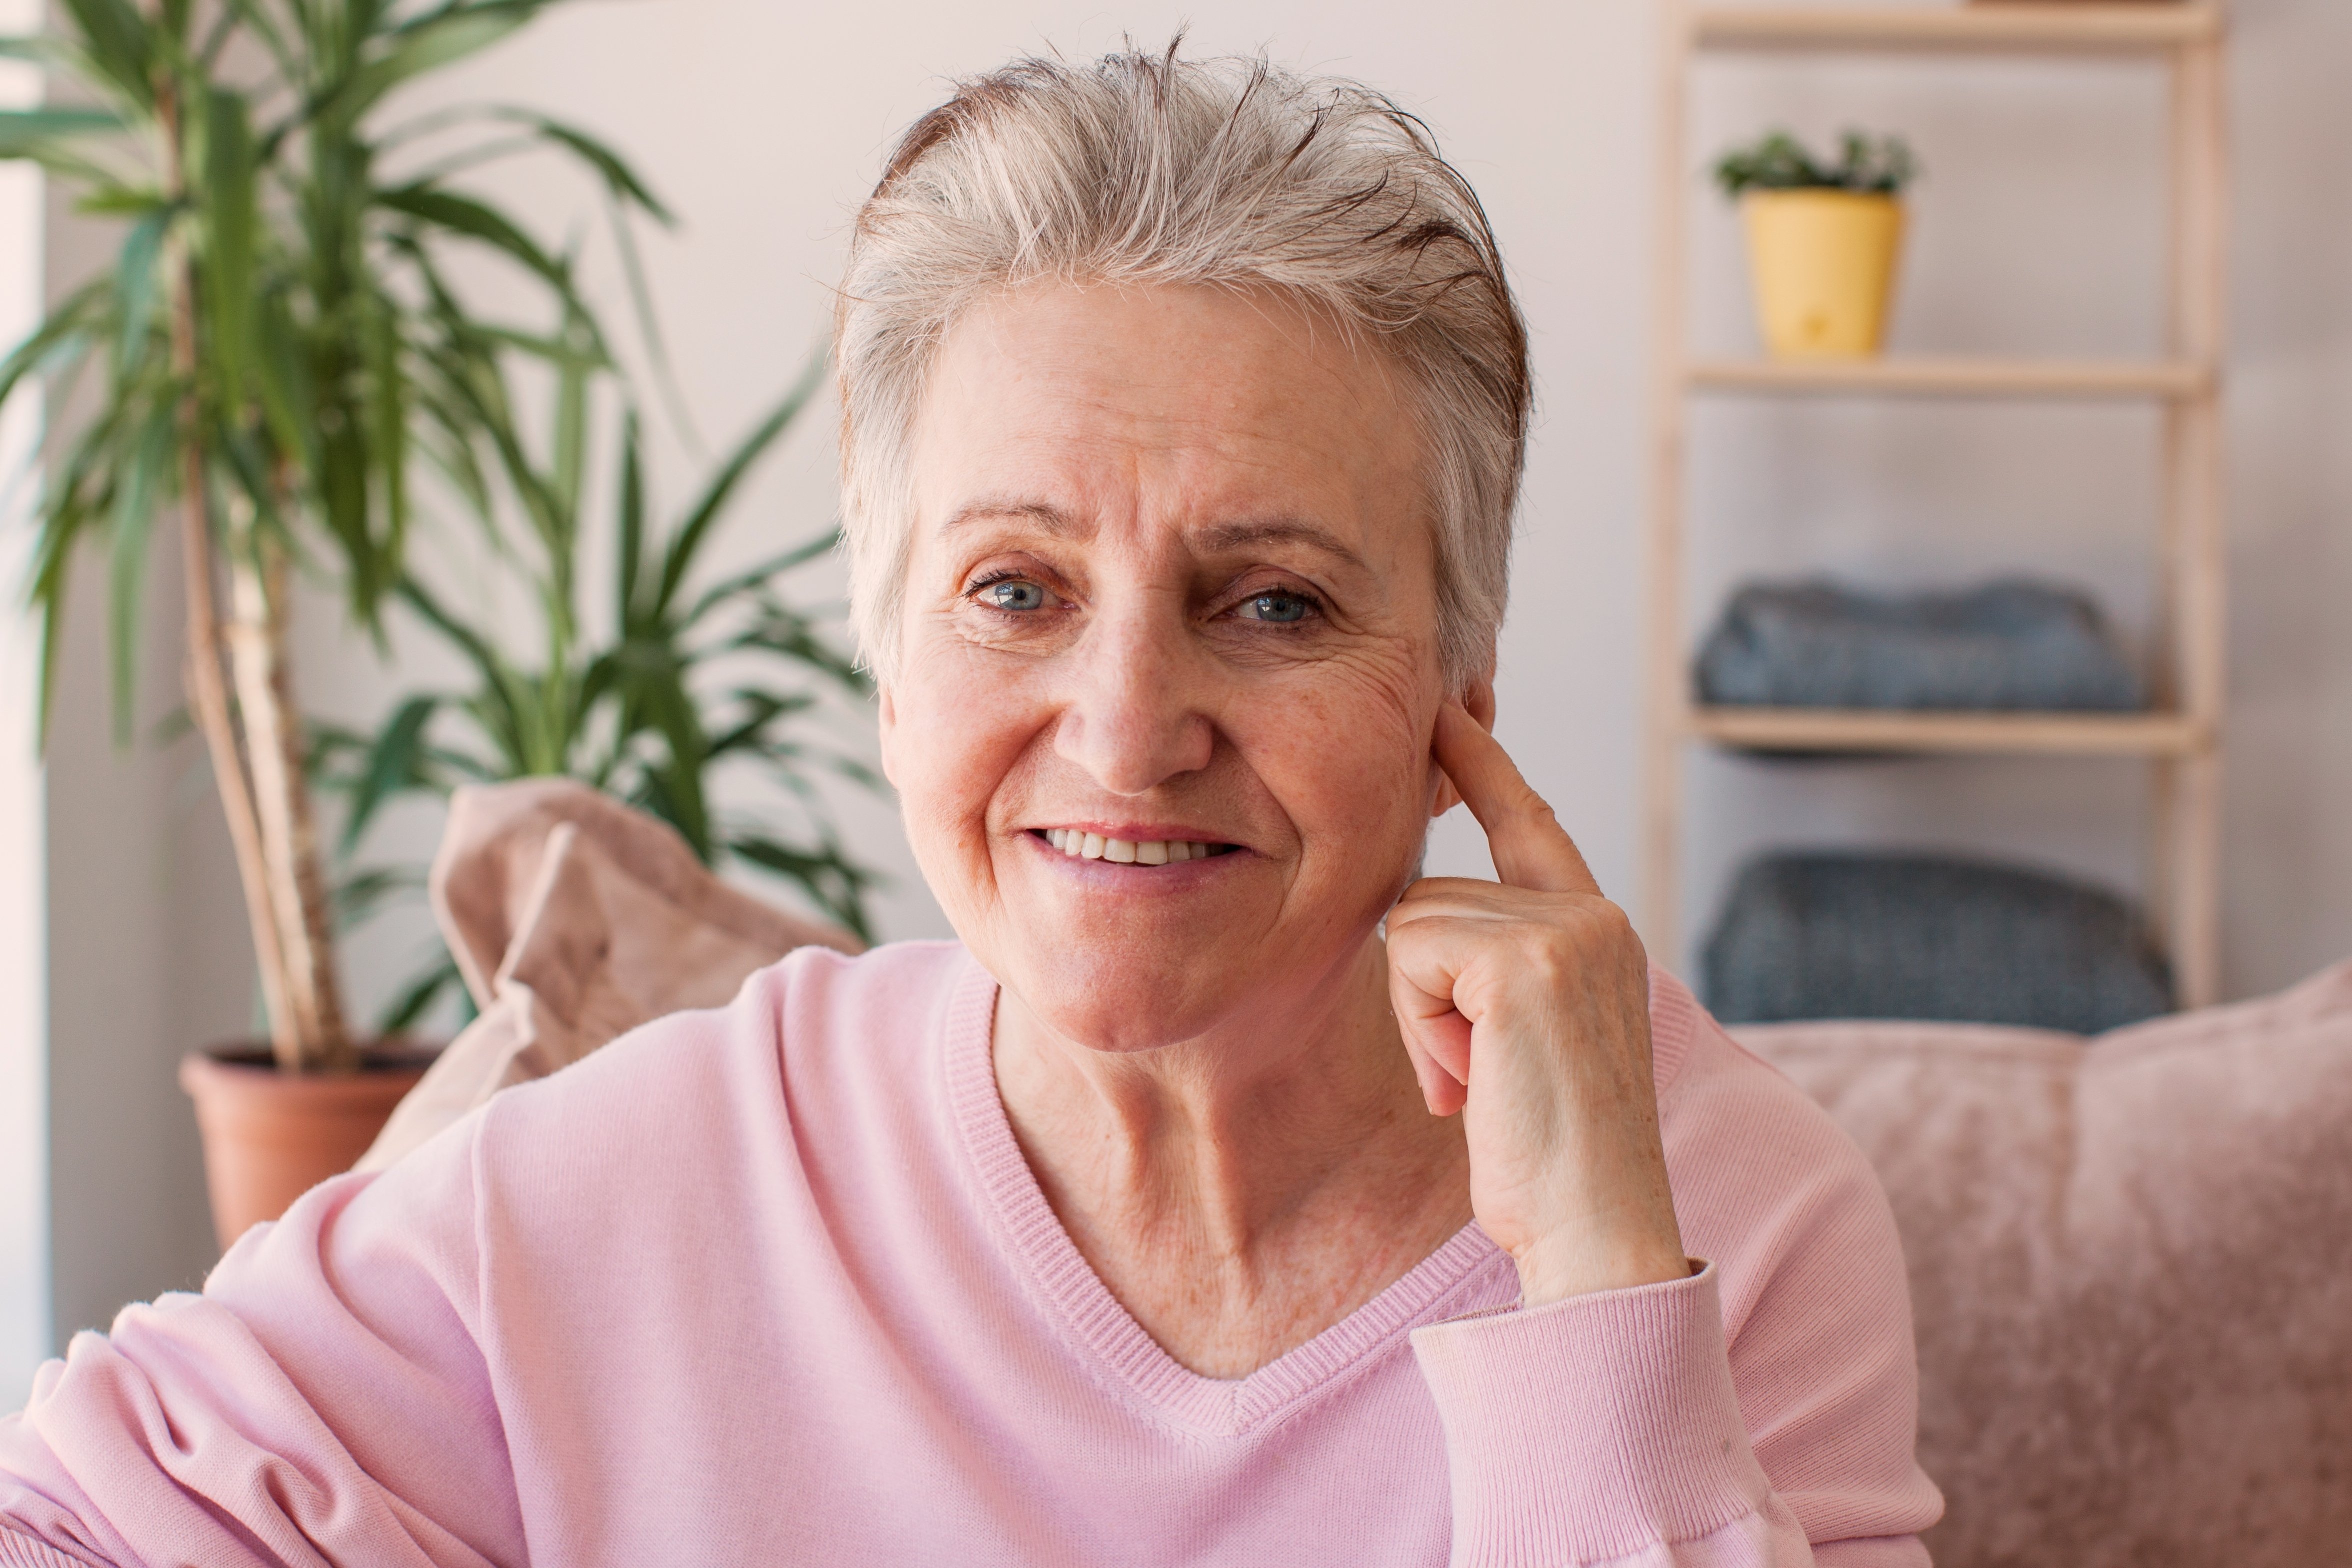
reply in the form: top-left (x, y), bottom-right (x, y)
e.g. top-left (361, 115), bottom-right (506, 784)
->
top-left (1703, 850), bottom-right (2174, 1032)
top-left (1695, 578), bottom-right (2145, 712)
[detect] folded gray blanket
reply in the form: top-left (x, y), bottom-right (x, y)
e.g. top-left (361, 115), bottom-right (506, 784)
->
top-left (1695, 578), bottom-right (2144, 712)
top-left (1703, 851), bottom-right (2174, 1032)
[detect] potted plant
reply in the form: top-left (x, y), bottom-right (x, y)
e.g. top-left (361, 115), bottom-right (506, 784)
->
top-left (0, 0), bottom-right (665, 1245)
top-left (1714, 129), bottom-right (1918, 360)
top-left (317, 341), bottom-right (883, 1034)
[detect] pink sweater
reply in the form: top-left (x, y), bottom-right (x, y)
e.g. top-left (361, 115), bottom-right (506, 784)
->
top-left (0, 942), bottom-right (1940, 1567)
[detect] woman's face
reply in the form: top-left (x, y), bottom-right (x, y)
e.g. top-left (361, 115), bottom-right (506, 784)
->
top-left (880, 282), bottom-right (1469, 1054)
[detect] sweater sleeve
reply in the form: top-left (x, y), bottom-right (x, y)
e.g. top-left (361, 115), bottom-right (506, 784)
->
top-left (0, 1113), bottom-right (526, 1568)
top-left (1410, 1048), bottom-right (1943, 1568)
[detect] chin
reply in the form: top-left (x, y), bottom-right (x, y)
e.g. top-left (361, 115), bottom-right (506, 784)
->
top-left (1012, 944), bottom-right (1248, 1055)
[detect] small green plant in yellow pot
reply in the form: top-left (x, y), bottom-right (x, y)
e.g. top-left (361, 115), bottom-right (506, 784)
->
top-left (1716, 130), bottom-right (1918, 359)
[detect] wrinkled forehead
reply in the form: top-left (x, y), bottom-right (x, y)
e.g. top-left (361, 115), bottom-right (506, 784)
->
top-left (906, 282), bottom-right (1434, 571)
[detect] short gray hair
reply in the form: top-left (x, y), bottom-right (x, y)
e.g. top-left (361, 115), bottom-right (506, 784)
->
top-left (835, 42), bottom-right (1531, 687)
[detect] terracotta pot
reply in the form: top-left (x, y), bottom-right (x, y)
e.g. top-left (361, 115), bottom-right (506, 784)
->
top-left (180, 1046), bottom-right (435, 1251)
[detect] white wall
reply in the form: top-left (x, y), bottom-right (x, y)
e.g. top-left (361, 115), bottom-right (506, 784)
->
top-left (0, 0), bottom-right (50, 1408)
top-left (29, 0), bottom-right (2352, 1336)
top-left (350, 0), bottom-right (2346, 990)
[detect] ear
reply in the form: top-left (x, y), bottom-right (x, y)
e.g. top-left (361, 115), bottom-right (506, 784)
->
top-left (1430, 670), bottom-right (1498, 818)
top-left (876, 684), bottom-right (901, 788)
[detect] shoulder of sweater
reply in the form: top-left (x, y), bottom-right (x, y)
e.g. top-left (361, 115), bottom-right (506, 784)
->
top-left (1654, 976), bottom-right (1873, 1183)
top-left (472, 939), bottom-right (978, 1152)
top-left (1652, 986), bottom-right (1909, 1332)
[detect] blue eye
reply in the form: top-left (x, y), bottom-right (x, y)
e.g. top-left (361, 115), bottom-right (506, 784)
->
top-left (1238, 591), bottom-right (1313, 624)
top-left (982, 580), bottom-right (1047, 612)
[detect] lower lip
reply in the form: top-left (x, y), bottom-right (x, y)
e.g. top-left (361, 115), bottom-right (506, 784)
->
top-left (1025, 831), bottom-right (1242, 884)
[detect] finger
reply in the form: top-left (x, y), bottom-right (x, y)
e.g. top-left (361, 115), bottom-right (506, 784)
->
top-left (1432, 703), bottom-right (1600, 896)
top-left (1388, 884), bottom-right (1568, 940)
top-left (1386, 928), bottom-right (1473, 1116)
top-left (1398, 1014), bottom-right (1468, 1118)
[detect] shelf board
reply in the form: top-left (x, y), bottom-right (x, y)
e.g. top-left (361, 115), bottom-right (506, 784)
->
top-left (1686, 356), bottom-right (2214, 398)
top-left (1690, 4), bottom-right (2222, 55)
top-left (1684, 706), bottom-right (2210, 756)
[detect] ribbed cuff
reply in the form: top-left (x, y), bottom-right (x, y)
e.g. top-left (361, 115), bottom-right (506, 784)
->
top-left (0, 1528), bottom-right (100, 1568)
top-left (1409, 1262), bottom-right (1770, 1566)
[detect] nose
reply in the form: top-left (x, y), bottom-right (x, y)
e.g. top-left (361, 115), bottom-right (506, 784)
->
top-left (1053, 594), bottom-right (1216, 796)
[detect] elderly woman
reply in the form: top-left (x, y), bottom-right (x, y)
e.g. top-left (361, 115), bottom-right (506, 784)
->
top-left (0, 47), bottom-right (1940, 1568)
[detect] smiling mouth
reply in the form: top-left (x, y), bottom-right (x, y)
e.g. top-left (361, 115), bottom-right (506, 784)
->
top-left (1036, 828), bottom-right (1237, 866)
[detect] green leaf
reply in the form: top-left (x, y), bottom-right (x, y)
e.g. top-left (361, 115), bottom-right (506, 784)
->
top-left (198, 87), bottom-right (257, 412)
top-left (615, 409), bottom-right (646, 622)
top-left (550, 307), bottom-right (588, 524)
top-left (50, 0), bottom-right (152, 104)
top-left (104, 403), bottom-right (174, 742)
top-left (0, 276), bottom-right (109, 412)
top-left (464, 322), bottom-right (608, 372)
top-left (339, 694), bottom-right (442, 850)
top-left (358, 284), bottom-right (408, 619)
top-left (72, 184), bottom-right (169, 216)
top-left (732, 833), bottom-right (876, 943)
top-left (639, 674), bottom-right (712, 858)
top-left (398, 577), bottom-right (528, 764)
top-left (378, 182), bottom-right (568, 287)
top-left (684, 528), bottom-right (842, 624)
top-left (375, 952), bottom-right (462, 1037)
top-left (606, 190), bottom-right (698, 452)
top-left (111, 204), bottom-right (170, 370)
top-left (339, 4), bottom-right (534, 122)
top-left (32, 526), bottom-right (80, 748)
top-left (332, 864), bottom-right (428, 928)
top-left (482, 108), bottom-right (673, 224)
top-left (654, 349), bottom-right (826, 613)
top-left (250, 285), bottom-right (309, 463)
top-left (0, 107), bottom-right (126, 156)
top-left (217, 0), bottom-right (294, 81)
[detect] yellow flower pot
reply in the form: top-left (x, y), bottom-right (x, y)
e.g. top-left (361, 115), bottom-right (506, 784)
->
top-left (1740, 189), bottom-right (1906, 360)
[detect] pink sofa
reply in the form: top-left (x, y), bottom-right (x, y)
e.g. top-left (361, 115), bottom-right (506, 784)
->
top-left (380, 780), bottom-right (2352, 1566)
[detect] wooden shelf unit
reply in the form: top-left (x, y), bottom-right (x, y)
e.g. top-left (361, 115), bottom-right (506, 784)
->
top-left (1687, 355), bottom-right (2214, 398)
top-left (1644, 2), bottom-right (2230, 1005)
top-left (1684, 706), bottom-right (2208, 758)
top-left (1692, 4), bottom-right (2222, 54)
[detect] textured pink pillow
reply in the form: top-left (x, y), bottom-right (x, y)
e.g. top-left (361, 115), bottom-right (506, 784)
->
top-left (1736, 964), bottom-right (2352, 1568)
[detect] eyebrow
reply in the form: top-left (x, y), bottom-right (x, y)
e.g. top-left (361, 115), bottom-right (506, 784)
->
top-left (941, 498), bottom-right (1086, 535)
top-left (1195, 518), bottom-right (1369, 572)
top-left (943, 500), bottom-right (1368, 572)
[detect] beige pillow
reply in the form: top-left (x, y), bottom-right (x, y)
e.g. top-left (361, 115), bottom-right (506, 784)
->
top-left (1737, 963), bottom-right (2352, 1568)
top-left (359, 780), bottom-right (860, 1172)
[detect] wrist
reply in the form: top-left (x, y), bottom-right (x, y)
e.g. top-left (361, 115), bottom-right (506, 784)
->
top-left (1510, 1230), bottom-right (1692, 1308)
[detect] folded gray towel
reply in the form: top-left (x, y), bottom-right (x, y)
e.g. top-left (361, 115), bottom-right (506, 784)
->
top-left (1702, 851), bottom-right (2174, 1032)
top-left (1695, 578), bottom-right (2144, 712)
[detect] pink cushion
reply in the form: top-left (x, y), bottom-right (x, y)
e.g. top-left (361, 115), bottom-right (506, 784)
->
top-left (1736, 964), bottom-right (2352, 1568)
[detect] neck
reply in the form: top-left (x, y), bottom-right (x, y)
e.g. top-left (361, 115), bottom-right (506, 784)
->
top-left (993, 936), bottom-right (1474, 1376)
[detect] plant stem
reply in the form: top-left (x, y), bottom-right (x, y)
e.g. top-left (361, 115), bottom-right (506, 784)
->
top-left (224, 536), bottom-right (354, 1073)
top-left (162, 74), bottom-right (306, 1070)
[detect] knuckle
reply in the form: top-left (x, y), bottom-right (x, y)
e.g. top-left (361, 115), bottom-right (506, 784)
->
top-left (1582, 896), bottom-right (1640, 948)
top-left (1516, 926), bottom-right (1580, 986)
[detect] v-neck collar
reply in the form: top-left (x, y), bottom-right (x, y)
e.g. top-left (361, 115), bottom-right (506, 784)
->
top-left (936, 954), bottom-right (1515, 1440)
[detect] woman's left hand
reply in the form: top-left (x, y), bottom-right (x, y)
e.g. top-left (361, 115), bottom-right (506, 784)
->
top-left (1386, 703), bottom-right (1690, 1307)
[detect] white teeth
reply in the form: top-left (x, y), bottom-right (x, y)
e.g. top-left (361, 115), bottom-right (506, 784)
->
top-left (1044, 831), bottom-right (1220, 864)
